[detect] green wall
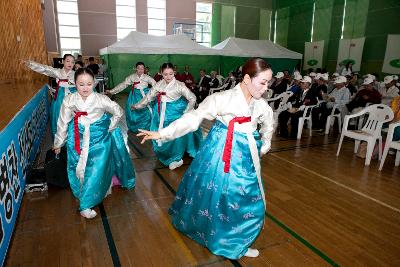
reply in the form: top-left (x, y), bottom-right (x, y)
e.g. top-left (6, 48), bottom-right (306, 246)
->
top-left (211, 0), bottom-right (273, 45)
top-left (272, 0), bottom-right (400, 76)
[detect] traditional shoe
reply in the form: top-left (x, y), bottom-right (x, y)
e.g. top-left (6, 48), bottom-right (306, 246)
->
top-left (169, 159), bottom-right (183, 170)
top-left (244, 248), bottom-right (259, 258)
top-left (80, 208), bottom-right (97, 219)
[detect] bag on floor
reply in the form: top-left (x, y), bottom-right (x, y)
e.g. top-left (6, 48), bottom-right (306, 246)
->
top-left (45, 148), bottom-right (69, 188)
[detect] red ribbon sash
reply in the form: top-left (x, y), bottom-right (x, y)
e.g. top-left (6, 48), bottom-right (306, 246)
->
top-left (131, 81), bottom-right (141, 93)
top-left (156, 92), bottom-right (166, 114)
top-left (74, 111), bottom-right (88, 155)
top-left (222, 116), bottom-right (251, 173)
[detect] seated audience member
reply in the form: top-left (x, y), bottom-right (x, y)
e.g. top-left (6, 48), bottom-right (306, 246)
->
top-left (154, 67), bottom-right (163, 82)
top-left (223, 72), bottom-right (236, 89)
top-left (195, 69), bottom-right (211, 103)
top-left (270, 72), bottom-right (288, 96)
top-left (379, 75), bottom-right (399, 105)
top-left (209, 71), bottom-right (220, 89)
top-left (390, 96), bottom-right (400, 141)
top-left (179, 65), bottom-right (195, 89)
top-left (312, 76), bottom-right (351, 131)
top-left (346, 77), bottom-right (382, 113)
top-left (87, 57), bottom-right (99, 75)
top-left (278, 76), bottom-right (319, 138)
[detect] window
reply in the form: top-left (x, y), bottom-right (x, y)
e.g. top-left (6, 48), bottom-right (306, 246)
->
top-left (116, 0), bottom-right (136, 40)
top-left (56, 0), bottom-right (81, 56)
top-left (196, 2), bottom-right (212, 47)
top-left (147, 0), bottom-right (166, 36)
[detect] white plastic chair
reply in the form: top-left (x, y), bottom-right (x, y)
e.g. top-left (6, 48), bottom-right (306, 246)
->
top-left (336, 104), bottom-right (394, 166)
top-left (379, 121), bottom-right (400, 170)
top-left (266, 91), bottom-right (293, 111)
top-left (263, 89), bottom-right (274, 99)
top-left (297, 103), bottom-right (318, 139)
top-left (325, 104), bottom-right (343, 135)
top-left (209, 83), bottom-right (229, 95)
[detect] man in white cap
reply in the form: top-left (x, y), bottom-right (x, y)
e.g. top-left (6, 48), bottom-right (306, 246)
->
top-left (312, 76), bottom-right (351, 131)
top-left (379, 75), bottom-right (399, 105)
top-left (270, 71), bottom-right (288, 96)
top-left (278, 76), bottom-right (319, 138)
top-left (288, 73), bottom-right (302, 94)
top-left (346, 77), bottom-right (382, 112)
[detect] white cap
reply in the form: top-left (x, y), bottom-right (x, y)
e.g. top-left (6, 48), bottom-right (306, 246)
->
top-left (315, 73), bottom-right (322, 80)
top-left (294, 73), bottom-right (302, 81)
top-left (275, 72), bottom-right (284, 79)
top-left (393, 75), bottom-right (398, 80)
top-left (309, 72), bottom-right (316, 77)
top-left (334, 76), bottom-right (347, 84)
top-left (384, 75), bottom-right (394, 84)
top-left (362, 77), bottom-right (374, 85)
top-left (300, 76), bottom-right (312, 84)
top-left (321, 73), bottom-right (329, 81)
top-left (365, 74), bottom-right (376, 81)
top-left (332, 73), bottom-right (339, 77)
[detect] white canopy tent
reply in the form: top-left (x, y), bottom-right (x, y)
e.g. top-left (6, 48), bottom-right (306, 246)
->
top-left (212, 37), bottom-right (302, 59)
top-left (99, 31), bottom-right (219, 55)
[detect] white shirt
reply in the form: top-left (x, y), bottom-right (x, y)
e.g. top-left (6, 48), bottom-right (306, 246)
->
top-left (378, 85), bottom-right (399, 105)
top-left (110, 73), bottom-right (156, 94)
top-left (26, 60), bottom-right (75, 86)
top-left (134, 78), bottom-right (196, 113)
top-left (328, 87), bottom-right (351, 108)
top-left (54, 92), bottom-right (123, 148)
top-left (159, 84), bottom-right (274, 154)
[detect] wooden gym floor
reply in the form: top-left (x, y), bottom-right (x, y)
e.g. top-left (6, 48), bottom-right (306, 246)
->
top-left (4, 94), bottom-right (400, 267)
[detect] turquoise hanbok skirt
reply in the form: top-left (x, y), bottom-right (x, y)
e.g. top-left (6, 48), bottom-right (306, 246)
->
top-left (66, 114), bottom-right (135, 211)
top-left (150, 97), bottom-right (203, 166)
top-left (125, 87), bottom-right (152, 133)
top-left (169, 120), bottom-right (265, 259)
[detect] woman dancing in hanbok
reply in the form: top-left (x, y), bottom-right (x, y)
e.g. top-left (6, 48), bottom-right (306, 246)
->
top-left (25, 54), bottom-right (76, 138)
top-left (133, 63), bottom-right (203, 170)
top-left (54, 68), bottom-right (135, 219)
top-left (138, 58), bottom-right (274, 259)
top-left (106, 62), bottom-right (156, 133)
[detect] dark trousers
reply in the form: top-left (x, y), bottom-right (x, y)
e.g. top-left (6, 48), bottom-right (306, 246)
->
top-left (278, 110), bottom-right (304, 137)
top-left (312, 102), bottom-right (340, 130)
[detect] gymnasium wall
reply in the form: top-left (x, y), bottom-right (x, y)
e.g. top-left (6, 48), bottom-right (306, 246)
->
top-left (273, 0), bottom-right (400, 75)
top-left (0, 0), bottom-right (48, 82)
top-left (211, 0), bottom-right (274, 45)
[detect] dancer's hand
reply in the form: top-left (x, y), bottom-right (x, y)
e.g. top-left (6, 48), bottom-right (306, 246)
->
top-left (137, 129), bottom-right (161, 144)
top-left (131, 105), bottom-right (136, 110)
top-left (53, 147), bottom-right (61, 155)
top-left (105, 90), bottom-right (112, 95)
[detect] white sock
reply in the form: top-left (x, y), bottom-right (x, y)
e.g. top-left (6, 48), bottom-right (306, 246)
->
top-left (244, 248), bottom-right (259, 258)
top-left (80, 208), bottom-right (97, 219)
top-left (169, 159), bottom-right (183, 170)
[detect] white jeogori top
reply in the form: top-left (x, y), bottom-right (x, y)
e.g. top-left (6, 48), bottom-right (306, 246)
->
top-left (159, 83), bottom-right (274, 154)
top-left (109, 73), bottom-right (156, 95)
top-left (54, 92), bottom-right (124, 181)
top-left (25, 60), bottom-right (75, 86)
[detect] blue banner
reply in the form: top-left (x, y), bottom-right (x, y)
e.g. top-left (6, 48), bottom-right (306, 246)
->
top-left (0, 85), bottom-right (49, 265)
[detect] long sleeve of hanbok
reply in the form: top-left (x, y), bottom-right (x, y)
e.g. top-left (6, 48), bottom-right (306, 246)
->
top-left (54, 96), bottom-right (74, 148)
top-left (134, 87), bottom-right (158, 109)
top-left (101, 95), bottom-right (124, 131)
top-left (258, 102), bottom-right (274, 155)
top-left (178, 82), bottom-right (197, 112)
top-left (144, 75), bottom-right (156, 87)
top-left (109, 74), bottom-right (135, 95)
top-left (159, 95), bottom-right (218, 141)
top-left (25, 60), bottom-right (62, 79)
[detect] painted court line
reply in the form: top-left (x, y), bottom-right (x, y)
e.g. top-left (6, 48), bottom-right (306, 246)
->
top-left (270, 153), bottom-right (400, 214)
